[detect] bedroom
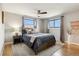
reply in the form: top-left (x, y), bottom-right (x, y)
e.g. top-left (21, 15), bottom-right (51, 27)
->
top-left (0, 3), bottom-right (79, 56)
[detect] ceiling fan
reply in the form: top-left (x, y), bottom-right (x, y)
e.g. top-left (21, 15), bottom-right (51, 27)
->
top-left (37, 10), bottom-right (47, 14)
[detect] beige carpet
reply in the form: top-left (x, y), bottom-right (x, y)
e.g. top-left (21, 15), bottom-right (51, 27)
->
top-left (12, 43), bottom-right (63, 56)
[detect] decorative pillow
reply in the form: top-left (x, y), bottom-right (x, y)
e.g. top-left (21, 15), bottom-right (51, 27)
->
top-left (22, 29), bottom-right (27, 34)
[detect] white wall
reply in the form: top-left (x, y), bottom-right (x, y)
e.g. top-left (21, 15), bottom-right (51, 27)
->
top-left (37, 19), bottom-right (49, 33)
top-left (43, 19), bottom-right (48, 33)
top-left (64, 11), bottom-right (79, 44)
top-left (0, 5), bottom-right (4, 55)
top-left (33, 19), bottom-right (45, 33)
top-left (0, 22), bottom-right (4, 55)
top-left (4, 12), bottom-right (22, 42)
top-left (35, 19), bottom-right (42, 32)
top-left (49, 28), bottom-right (60, 42)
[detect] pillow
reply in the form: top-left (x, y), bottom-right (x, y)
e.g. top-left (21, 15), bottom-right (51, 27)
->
top-left (27, 30), bottom-right (32, 34)
top-left (22, 29), bottom-right (27, 34)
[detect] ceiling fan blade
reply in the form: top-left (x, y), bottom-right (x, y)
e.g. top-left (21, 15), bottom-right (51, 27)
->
top-left (40, 12), bottom-right (47, 14)
top-left (37, 10), bottom-right (47, 14)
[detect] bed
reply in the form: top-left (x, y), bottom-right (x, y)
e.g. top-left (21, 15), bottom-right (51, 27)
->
top-left (22, 33), bottom-right (56, 54)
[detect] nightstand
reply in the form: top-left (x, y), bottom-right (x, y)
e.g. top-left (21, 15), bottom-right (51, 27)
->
top-left (13, 33), bottom-right (23, 44)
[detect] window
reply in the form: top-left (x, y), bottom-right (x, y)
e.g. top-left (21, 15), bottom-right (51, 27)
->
top-left (48, 20), bottom-right (54, 28)
top-left (54, 20), bottom-right (61, 28)
top-left (48, 19), bottom-right (61, 28)
top-left (24, 19), bottom-right (33, 25)
top-left (24, 18), bottom-right (37, 28)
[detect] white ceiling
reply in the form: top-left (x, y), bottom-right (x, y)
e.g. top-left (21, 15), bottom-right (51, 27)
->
top-left (1, 3), bottom-right (79, 18)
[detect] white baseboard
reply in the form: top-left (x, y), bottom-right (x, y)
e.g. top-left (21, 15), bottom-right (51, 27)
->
top-left (70, 42), bottom-right (79, 46)
top-left (4, 41), bottom-right (13, 45)
top-left (65, 41), bottom-right (79, 46)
